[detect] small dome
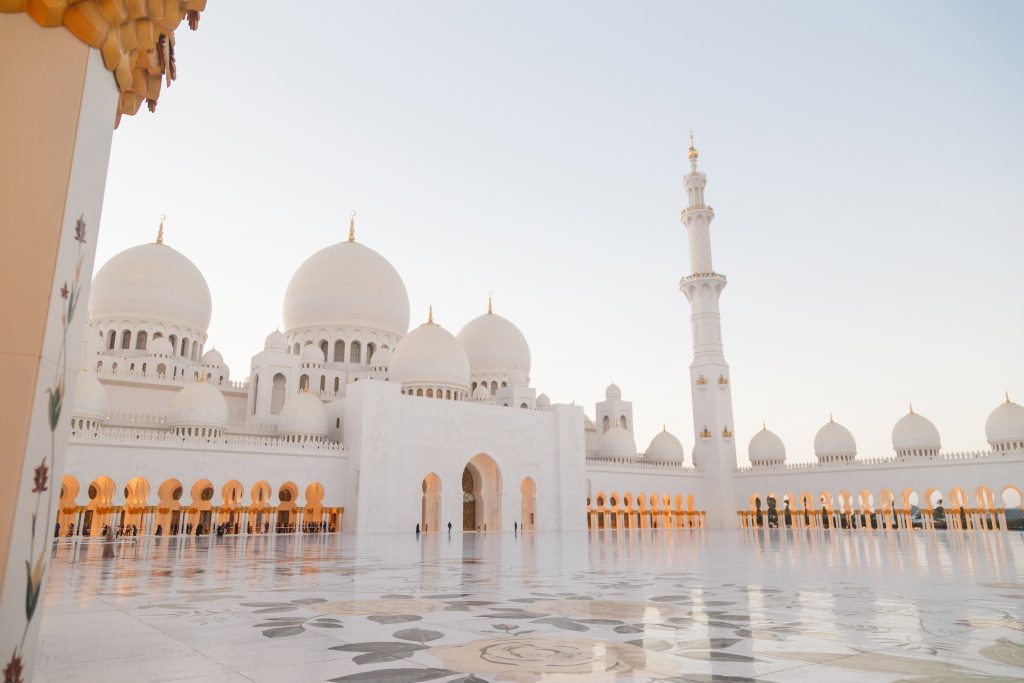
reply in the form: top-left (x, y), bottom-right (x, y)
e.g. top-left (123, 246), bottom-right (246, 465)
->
top-left (892, 408), bottom-right (941, 455)
top-left (605, 383), bottom-right (621, 400)
top-left (71, 370), bottom-right (107, 420)
top-left (748, 427), bottom-right (786, 464)
top-left (472, 384), bottom-right (491, 401)
top-left (90, 242), bottom-right (212, 333)
top-left (985, 397), bottom-right (1024, 448)
top-left (814, 418), bottom-right (857, 461)
top-left (283, 240), bottom-right (409, 337)
top-left (201, 347), bottom-right (224, 367)
top-left (149, 337), bottom-right (173, 356)
top-left (507, 367), bottom-right (526, 386)
top-left (278, 391), bottom-right (329, 437)
top-left (300, 344), bottom-right (325, 364)
top-left (390, 319), bottom-right (470, 391)
top-left (169, 382), bottom-right (228, 428)
top-left (536, 393), bottom-right (551, 408)
top-left (646, 429), bottom-right (684, 461)
top-left (457, 309), bottom-right (531, 380)
top-left (600, 425), bottom-right (637, 459)
top-left (371, 346), bottom-right (392, 368)
top-left (583, 414), bottom-right (595, 427)
top-left (264, 329), bottom-right (287, 351)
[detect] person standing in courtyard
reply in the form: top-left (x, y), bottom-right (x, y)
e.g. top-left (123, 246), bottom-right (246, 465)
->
top-left (102, 525), bottom-right (115, 558)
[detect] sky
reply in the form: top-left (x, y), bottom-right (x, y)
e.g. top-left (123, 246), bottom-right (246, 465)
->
top-left (94, 1), bottom-right (1024, 463)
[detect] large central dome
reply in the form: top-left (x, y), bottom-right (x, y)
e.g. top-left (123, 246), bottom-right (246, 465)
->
top-left (283, 240), bottom-right (410, 336)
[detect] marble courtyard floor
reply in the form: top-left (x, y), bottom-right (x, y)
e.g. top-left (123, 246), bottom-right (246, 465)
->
top-left (37, 529), bottom-right (1024, 682)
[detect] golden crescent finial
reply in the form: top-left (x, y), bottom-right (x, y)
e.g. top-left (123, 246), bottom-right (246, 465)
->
top-left (762, 421), bottom-right (766, 431)
top-left (487, 291), bottom-right (493, 314)
top-left (829, 413), bottom-right (834, 423)
top-left (688, 130), bottom-right (698, 161)
top-left (909, 403), bottom-right (914, 415)
top-left (1007, 391), bottom-right (1012, 404)
top-left (348, 210), bottom-right (356, 242)
top-left (427, 304), bottom-right (433, 324)
top-left (157, 214), bottom-right (166, 244)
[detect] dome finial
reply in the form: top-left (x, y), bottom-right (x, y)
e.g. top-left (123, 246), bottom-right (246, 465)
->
top-left (427, 304), bottom-right (434, 324)
top-left (1007, 391), bottom-right (1012, 404)
top-left (487, 291), bottom-right (493, 314)
top-left (156, 214), bottom-right (166, 244)
top-left (662, 423), bottom-right (666, 432)
top-left (687, 129), bottom-right (698, 163)
top-left (829, 413), bottom-right (834, 423)
top-left (348, 210), bottom-right (357, 242)
top-left (909, 403), bottom-right (914, 415)
top-left (762, 421), bottom-right (767, 431)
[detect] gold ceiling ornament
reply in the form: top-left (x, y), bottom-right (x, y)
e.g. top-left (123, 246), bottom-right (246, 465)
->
top-left (1, 0), bottom-right (209, 126)
top-left (156, 214), bottom-right (165, 244)
top-left (348, 210), bottom-right (356, 242)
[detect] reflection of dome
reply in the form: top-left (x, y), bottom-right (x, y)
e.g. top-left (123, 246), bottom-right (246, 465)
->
top-left (814, 418), bottom-right (856, 462)
top-left (264, 329), bottom-right (287, 351)
top-left (278, 391), bottom-right (329, 439)
top-left (169, 382), bottom-right (228, 429)
top-left (71, 371), bottom-right (108, 421)
top-left (536, 393), bottom-right (551, 408)
top-left (201, 347), bottom-right (224, 367)
top-left (300, 344), bottom-right (325, 364)
top-left (605, 383), bottom-right (621, 400)
top-left (600, 425), bottom-right (637, 459)
top-left (149, 337), bottom-right (173, 356)
top-left (283, 240), bottom-right (409, 336)
top-left (985, 396), bottom-right (1024, 451)
top-left (748, 427), bottom-right (785, 465)
top-left (90, 242), bottom-right (212, 332)
top-left (646, 429), bottom-right (684, 461)
top-left (892, 408), bottom-right (940, 457)
top-left (457, 310), bottom-right (531, 380)
top-left (391, 317), bottom-right (470, 394)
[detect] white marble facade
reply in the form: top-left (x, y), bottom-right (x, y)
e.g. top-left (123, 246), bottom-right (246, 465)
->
top-left (63, 147), bottom-right (1024, 535)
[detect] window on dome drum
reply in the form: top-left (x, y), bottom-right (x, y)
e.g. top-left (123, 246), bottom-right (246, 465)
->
top-left (320, 340), bottom-right (328, 360)
top-left (181, 337), bottom-right (189, 357)
top-left (270, 373), bottom-right (286, 414)
top-left (333, 340), bottom-right (345, 362)
top-left (367, 343), bottom-right (375, 364)
top-left (107, 330), bottom-right (116, 350)
top-left (350, 341), bottom-right (361, 364)
top-left (426, 388), bottom-right (434, 398)
top-left (121, 330), bottom-right (131, 349)
top-left (135, 330), bottom-right (147, 350)
top-left (490, 381), bottom-right (497, 395)
top-left (319, 375), bottom-right (325, 392)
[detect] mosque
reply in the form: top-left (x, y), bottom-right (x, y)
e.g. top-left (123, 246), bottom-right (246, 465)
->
top-left (60, 140), bottom-right (1024, 537)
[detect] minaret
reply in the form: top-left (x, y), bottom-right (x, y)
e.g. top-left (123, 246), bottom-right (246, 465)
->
top-left (679, 133), bottom-right (737, 528)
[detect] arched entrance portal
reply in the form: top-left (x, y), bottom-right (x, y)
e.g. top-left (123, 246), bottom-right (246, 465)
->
top-left (520, 477), bottom-right (537, 530)
top-left (462, 454), bottom-right (501, 532)
top-left (422, 473), bottom-right (441, 532)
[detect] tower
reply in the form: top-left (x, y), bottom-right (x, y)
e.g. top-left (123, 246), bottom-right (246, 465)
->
top-left (679, 134), bottom-right (737, 528)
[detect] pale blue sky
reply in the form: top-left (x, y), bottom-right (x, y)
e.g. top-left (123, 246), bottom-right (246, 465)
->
top-left (95, 2), bottom-right (1024, 462)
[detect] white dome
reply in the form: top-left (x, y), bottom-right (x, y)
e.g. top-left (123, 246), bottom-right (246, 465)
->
top-left (456, 310), bottom-right (531, 379)
top-left (892, 409), bottom-right (941, 455)
top-left (278, 391), bottom-right (329, 437)
top-left (814, 419), bottom-right (857, 460)
top-left (536, 393), bottom-right (551, 408)
top-left (169, 382), bottom-right (228, 428)
top-left (90, 242), bottom-right (212, 332)
top-left (600, 425), bottom-right (637, 459)
top-left (472, 383), bottom-right (491, 401)
top-left (390, 320), bottom-right (470, 390)
top-left (264, 329), bottom-right (287, 351)
top-left (201, 347), bottom-right (224, 367)
top-left (71, 370), bottom-right (107, 420)
top-left (646, 429), bottom-right (684, 461)
top-left (149, 336), bottom-right (173, 356)
top-left (283, 240), bottom-right (409, 336)
top-left (605, 383), bottom-right (621, 400)
top-left (371, 346), bottom-right (392, 368)
top-left (300, 344), bottom-right (325, 364)
top-left (748, 427), bottom-right (786, 464)
top-left (985, 397), bottom-right (1024, 447)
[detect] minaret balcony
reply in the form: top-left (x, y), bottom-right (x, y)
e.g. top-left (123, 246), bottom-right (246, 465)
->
top-left (680, 272), bottom-right (727, 287)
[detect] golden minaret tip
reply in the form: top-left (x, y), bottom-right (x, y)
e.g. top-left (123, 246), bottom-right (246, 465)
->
top-left (688, 129), bottom-right (698, 161)
top-left (427, 305), bottom-right (433, 324)
top-left (909, 403), bottom-right (914, 415)
top-left (487, 292), bottom-right (493, 314)
top-left (156, 214), bottom-right (165, 244)
top-left (348, 211), bottom-right (356, 242)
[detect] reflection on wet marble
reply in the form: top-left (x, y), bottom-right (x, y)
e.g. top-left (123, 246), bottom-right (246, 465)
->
top-left (37, 529), bottom-right (1024, 682)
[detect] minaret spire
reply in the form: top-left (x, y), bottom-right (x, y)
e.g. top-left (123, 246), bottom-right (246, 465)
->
top-left (679, 135), bottom-right (736, 529)
top-left (348, 210), bottom-right (356, 242)
top-left (156, 214), bottom-right (165, 244)
top-left (487, 292), bottom-right (493, 314)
